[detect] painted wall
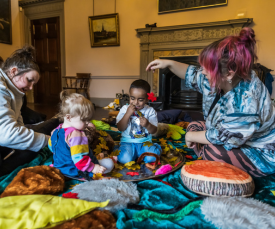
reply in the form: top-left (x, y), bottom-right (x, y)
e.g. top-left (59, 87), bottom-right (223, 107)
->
top-left (64, 0), bottom-right (275, 99)
top-left (0, 0), bottom-right (23, 60)
top-left (2, 0), bottom-right (275, 101)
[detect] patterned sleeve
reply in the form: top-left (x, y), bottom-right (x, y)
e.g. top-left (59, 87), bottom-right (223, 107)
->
top-left (205, 113), bottom-right (261, 150)
top-left (65, 129), bottom-right (95, 172)
top-left (185, 65), bottom-right (207, 94)
top-left (205, 77), bottom-right (269, 150)
top-left (148, 107), bottom-right (158, 127)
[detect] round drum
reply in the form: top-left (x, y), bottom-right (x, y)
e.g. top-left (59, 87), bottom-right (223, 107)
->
top-left (181, 160), bottom-right (255, 197)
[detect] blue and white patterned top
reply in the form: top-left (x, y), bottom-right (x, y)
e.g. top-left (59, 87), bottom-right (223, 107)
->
top-left (185, 65), bottom-right (275, 174)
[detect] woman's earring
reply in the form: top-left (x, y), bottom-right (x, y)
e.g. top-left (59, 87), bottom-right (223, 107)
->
top-left (227, 79), bottom-right (232, 84)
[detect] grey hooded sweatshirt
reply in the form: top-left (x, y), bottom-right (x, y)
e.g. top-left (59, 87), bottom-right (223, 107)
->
top-left (0, 69), bottom-right (48, 152)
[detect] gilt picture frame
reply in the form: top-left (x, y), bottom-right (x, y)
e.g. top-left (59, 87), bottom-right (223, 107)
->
top-left (158, 0), bottom-right (228, 14)
top-left (88, 13), bottom-right (120, 47)
top-left (0, 0), bottom-right (12, 44)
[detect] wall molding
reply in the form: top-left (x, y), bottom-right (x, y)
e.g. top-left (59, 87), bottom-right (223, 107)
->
top-left (89, 75), bottom-right (140, 79)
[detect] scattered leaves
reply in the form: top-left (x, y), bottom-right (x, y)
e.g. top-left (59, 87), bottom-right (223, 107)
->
top-left (174, 161), bottom-right (182, 167)
top-left (126, 172), bottom-right (139, 177)
top-left (62, 192), bottom-right (79, 199)
top-left (110, 172), bottom-right (123, 178)
top-left (152, 170), bottom-right (156, 174)
top-left (271, 190), bottom-right (275, 196)
top-left (183, 145), bottom-right (188, 148)
top-left (93, 173), bottom-right (104, 180)
top-left (168, 144), bottom-right (173, 149)
top-left (126, 164), bottom-right (141, 170)
top-left (166, 132), bottom-right (173, 138)
top-left (185, 161), bottom-right (195, 165)
top-left (185, 155), bottom-right (193, 159)
top-left (109, 149), bottom-right (121, 157)
top-left (124, 161), bottom-right (135, 167)
top-left (159, 138), bottom-right (167, 146)
top-left (94, 145), bottom-right (102, 155)
top-left (197, 157), bottom-right (202, 160)
top-left (114, 163), bottom-right (124, 170)
top-left (175, 141), bottom-right (182, 143)
top-left (98, 137), bottom-right (106, 145)
top-left (99, 130), bottom-right (108, 136)
top-left (168, 157), bottom-right (178, 163)
top-left (163, 146), bottom-right (170, 153)
top-left (143, 141), bottom-right (154, 147)
top-left (99, 143), bottom-right (109, 150)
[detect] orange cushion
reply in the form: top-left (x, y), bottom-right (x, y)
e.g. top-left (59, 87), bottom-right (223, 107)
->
top-left (181, 160), bottom-right (254, 197)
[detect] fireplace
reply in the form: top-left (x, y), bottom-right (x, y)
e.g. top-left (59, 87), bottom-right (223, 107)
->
top-left (158, 56), bottom-right (202, 111)
top-left (136, 18), bottom-right (253, 110)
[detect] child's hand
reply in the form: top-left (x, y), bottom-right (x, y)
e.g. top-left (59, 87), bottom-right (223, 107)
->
top-left (139, 117), bottom-right (149, 128)
top-left (92, 164), bottom-right (107, 174)
top-left (126, 104), bottom-right (136, 115)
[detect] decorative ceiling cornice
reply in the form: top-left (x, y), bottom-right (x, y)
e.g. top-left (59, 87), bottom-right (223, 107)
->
top-left (19, 0), bottom-right (64, 7)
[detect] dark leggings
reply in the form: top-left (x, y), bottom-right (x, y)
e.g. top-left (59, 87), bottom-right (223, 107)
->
top-left (187, 121), bottom-right (266, 177)
top-left (0, 118), bottom-right (59, 176)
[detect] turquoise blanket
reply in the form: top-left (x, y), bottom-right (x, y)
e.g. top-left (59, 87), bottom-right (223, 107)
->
top-left (0, 130), bottom-right (275, 229)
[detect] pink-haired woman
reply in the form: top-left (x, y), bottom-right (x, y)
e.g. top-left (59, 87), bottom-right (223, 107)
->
top-left (146, 28), bottom-right (274, 177)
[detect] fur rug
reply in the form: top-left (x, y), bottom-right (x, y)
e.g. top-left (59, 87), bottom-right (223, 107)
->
top-left (1, 165), bottom-right (65, 198)
top-left (201, 197), bottom-right (275, 229)
top-left (51, 210), bottom-right (116, 229)
top-left (72, 179), bottom-right (140, 213)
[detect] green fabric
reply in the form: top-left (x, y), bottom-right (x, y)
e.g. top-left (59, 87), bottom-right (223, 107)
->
top-left (167, 124), bottom-right (186, 140)
top-left (133, 200), bottom-right (203, 222)
top-left (0, 195), bottom-right (109, 229)
top-left (91, 120), bottom-right (111, 130)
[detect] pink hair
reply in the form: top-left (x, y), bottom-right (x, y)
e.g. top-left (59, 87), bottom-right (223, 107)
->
top-left (199, 27), bottom-right (257, 88)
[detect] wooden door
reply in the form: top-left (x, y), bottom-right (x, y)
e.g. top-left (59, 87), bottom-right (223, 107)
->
top-left (31, 17), bottom-right (61, 104)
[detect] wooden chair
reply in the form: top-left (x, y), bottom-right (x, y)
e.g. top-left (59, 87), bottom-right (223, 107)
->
top-left (63, 73), bottom-right (91, 99)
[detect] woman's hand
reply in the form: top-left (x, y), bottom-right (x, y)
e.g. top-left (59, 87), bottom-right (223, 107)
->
top-left (185, 132), bottom-right (196, 149)
top-left (146, 59), bottom-right (171, 72)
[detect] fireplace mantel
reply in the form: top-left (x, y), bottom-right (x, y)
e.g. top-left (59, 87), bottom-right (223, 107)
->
top-left (136, 18), bottom-right (253, 94)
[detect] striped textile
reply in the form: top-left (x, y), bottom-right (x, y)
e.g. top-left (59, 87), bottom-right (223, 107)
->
top-left (187, 121), bottom-right (266, 177)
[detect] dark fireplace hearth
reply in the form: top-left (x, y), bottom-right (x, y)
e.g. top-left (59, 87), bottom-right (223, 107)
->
top-left (158, 56), bottom-right (202, 111)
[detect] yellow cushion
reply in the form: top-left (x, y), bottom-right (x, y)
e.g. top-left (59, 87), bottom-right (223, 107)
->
top-left (0, 195), bottom-right (109, 229)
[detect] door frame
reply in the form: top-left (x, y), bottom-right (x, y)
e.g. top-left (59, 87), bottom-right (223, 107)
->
top-left (20, 0), bottom-right (66, 103)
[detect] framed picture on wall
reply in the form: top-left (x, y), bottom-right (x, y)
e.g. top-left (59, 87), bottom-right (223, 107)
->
top-left (0, 0), bottom-right (12, 44)
top-left (88, 13), bottom-right (120, 47)
top-left (158, 0), bottom-right (228, 14)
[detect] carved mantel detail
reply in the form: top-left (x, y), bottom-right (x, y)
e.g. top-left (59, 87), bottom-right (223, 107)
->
top-left (136, 18), bottom-right (253, 93)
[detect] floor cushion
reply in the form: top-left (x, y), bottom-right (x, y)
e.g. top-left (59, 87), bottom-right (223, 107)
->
top-left (181, 160), bottom-right (255, 197)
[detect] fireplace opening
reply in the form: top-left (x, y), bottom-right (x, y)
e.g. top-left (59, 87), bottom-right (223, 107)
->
top-left (157, 56), bottom-right (202, 111)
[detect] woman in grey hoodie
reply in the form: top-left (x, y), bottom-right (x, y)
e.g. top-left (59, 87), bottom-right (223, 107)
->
top-left (0, 45), bottom-right (58, 176)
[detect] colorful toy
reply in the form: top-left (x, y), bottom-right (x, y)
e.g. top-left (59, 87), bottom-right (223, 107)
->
top-left (155, 164), bottom-right (173, 175)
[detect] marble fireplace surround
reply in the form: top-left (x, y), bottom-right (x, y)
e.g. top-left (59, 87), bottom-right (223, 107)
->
top-left (136, 18), bottom-right (253, 95)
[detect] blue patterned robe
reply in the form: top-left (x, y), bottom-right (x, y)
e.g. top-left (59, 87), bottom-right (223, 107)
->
top-left (185, 65), bottom-right (275, 174)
